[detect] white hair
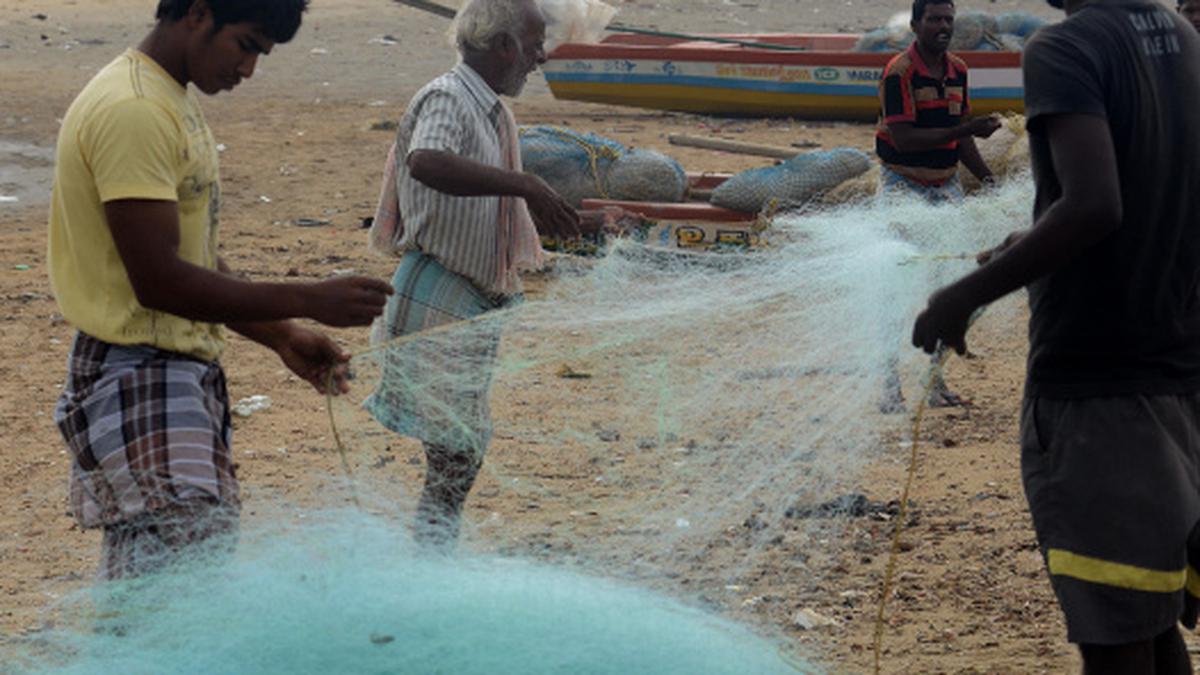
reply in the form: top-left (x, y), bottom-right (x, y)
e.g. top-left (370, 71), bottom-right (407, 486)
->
top-left (452, 0), bottom-right (535, 53)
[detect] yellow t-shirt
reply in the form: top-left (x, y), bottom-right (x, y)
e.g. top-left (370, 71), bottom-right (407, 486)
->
top-left (48, 48), bottom-right (224, 362)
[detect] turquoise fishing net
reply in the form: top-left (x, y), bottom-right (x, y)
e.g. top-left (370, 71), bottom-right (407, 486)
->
top-left (4, 176), bottom-right (1039, 673)
top-left (7, 509), bottom-right (809, 674)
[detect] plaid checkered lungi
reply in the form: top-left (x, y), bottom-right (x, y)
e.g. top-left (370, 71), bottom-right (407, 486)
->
top-left (364, 252), bottom-right (510, 453)
top-left (54, 332), bottom-right (240, 530)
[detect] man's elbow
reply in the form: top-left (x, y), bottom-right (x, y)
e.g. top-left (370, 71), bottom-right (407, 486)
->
top-left (888, 124), bottom-right (921, 153)
top-left (407, 150), bottom-right (436, 184)
top-left (130, 280), bottom-right (175, 314)
top-left (125, 264), bottom-right (184, 314)
top-left (1065, 192), bottom-right (1123, 235)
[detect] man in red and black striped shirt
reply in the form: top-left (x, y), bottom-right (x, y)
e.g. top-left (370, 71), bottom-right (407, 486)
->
top-left (876, 0), bottom-right (1001, 202)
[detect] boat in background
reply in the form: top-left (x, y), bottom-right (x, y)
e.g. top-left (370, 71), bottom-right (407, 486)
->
top-left (542, 33), bottom-right (1024, 120)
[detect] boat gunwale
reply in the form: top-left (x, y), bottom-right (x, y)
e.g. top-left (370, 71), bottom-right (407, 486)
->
top-left (547, 34), bottom-right (1023, 68)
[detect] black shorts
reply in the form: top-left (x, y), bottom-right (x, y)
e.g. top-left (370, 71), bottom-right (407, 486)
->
top-left (1021, 393), bottom-right (1200, 645)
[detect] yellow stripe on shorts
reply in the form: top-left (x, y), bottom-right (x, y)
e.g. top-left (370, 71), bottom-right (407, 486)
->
top-left (1188, 566), bottom-right (1200, 598)
top-left (1048, 549), bottom-right (1187, 593)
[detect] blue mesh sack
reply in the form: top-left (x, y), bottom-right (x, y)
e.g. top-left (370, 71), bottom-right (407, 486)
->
top-left (520, 126), bottom-right (687, 206)
top-left (949, 11), bottom-right (999, 51)
top-left (606, 149), bottom-right (688, 203)
top-left (854, 27), bottom-right (911, 53)
top-left (996, 12), bottom-right (1047, 39)
top-left (710, 148), bottom-right (873, 213)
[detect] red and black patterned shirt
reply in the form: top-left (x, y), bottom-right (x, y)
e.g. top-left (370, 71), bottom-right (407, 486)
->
top-left (875, 43), bottom-right (970, 185)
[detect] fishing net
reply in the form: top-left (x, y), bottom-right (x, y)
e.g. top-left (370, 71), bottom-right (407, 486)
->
top-left (710, 148), bottom-right (872, 213)
top-left (819, 164), bottom-right (881, 206)
top-left (814, 117), bottom-right (1029, 203)
top-left (8, 509), bottom-right (804, 675)
top-left (5, 179), bottom-right (1036, 672)
top-left (959, 114), bottom-right (1030, 192)
top-left (520, 126), bottom-right (689, 206)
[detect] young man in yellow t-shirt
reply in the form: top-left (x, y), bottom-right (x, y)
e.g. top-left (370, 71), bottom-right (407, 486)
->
top-left (49, 0), bottom-right (392, 579)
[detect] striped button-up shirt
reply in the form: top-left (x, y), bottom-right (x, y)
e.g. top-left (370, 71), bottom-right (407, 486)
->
top-left (391, 63), bottom-right (509, 293)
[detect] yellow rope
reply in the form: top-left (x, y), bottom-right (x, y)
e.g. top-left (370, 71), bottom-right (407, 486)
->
top-left (755, 199), bottom-right (780, 234)
top-left (999, 113), bottom-right (1029, 168)
top-left (326, 371), bottom-right (362, 510)
top-left (871, 348), bottom-right (950, 675)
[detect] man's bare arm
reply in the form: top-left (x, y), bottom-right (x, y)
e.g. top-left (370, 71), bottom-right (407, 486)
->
top-left (211, 258), bottom-right (357, 396)
top-left (215, 256), bottom-right (302, 350)
top-left (104, 199), bottom-right (391, 328)
top-left (912, 113), bottom-right (1123, 354)
top-left (408, 149), bottom-right (580, 238)
top-left (957, 136), bottom-right (995, 183)
top-left (888, 115), bottom-right (1002, 154)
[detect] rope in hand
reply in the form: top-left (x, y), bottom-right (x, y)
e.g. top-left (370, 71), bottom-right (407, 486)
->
top-left (871, 346), bottom-right (951, 675)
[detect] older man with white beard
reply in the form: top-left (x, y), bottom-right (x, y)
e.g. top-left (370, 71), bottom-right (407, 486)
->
top-left (366, 0), bottom-right (587, 549)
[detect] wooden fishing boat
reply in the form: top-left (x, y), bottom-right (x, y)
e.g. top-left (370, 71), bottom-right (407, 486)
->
top-left (542, 33), bottom-right (1024, 121)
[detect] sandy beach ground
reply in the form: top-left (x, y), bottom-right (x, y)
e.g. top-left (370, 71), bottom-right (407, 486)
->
top-left (0, 0), bottom-right (1180, 673)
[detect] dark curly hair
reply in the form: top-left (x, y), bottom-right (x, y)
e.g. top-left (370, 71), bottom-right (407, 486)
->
top-left (155, 0), bottom-right (308, 43)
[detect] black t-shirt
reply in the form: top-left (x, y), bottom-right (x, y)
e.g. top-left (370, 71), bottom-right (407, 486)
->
top-left (1023, 0), bottom-right (1200, 398)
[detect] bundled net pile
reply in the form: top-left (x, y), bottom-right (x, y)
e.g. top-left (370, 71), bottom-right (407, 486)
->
top-left (855, 10), bottom-right (1048, 52)
top-left (710, 148), bottom-right (872, 212)
top-left (959, 114), bottom-right (1030, 191)
top-left (819, 164), bottom-right (881, 206)
top-left (5, 179), bottom-right (1036, 672)
top-left (9, 509), bottom-right (803, 674)
top-left (520, 125), bottom-right (688, 206)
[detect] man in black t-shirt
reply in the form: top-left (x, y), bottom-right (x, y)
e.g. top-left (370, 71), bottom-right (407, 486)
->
top-left (912, 0), bottom-right (1200, 670)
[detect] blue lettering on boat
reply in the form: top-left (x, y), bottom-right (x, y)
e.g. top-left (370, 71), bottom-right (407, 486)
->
top-left (605, 60), bottom-right (637, 73)
top-left (847, 69), bottom-right (883, 82)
